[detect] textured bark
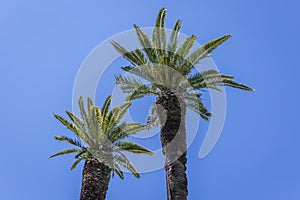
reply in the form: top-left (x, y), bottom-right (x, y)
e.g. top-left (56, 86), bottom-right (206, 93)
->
top-left (156, 91), bottom-right (188, 200)
top-left (80, 158), bottom-right (111, 200)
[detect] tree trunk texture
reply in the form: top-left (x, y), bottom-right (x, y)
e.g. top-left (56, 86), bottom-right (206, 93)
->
top-left (156, 91), bottom-right (188, 200)
top-left (80, 158), bottom-right (111, 200)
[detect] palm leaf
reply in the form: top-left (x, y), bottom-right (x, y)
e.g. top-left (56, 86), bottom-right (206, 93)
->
top-left (53, 135), bottom-right (84, 148)
top-left (65, 111), bottom-right (85, 132)
top-left (53, 114), bottom-right (90, 143)
top-left (186, 100), bottom-right (212, 120)
top-left (95, 106), bottom-right (103, 128)
top-left (116, 141), bottom-right (153, 155)
top-left (108, 122), bottom-right (148, 142)
top-left (222, 79), bottom-right (254, 91)
top-left (111, 41), bottom-right (146, 66)
top-left (176, 34), bottom-right (197, 60)
top-left (153, 7), bottom-right (167, 57)
top-left (167, 19), bottom-right (182, 58)
top-left (133, 24), bottom-right (158, 63)
top-left (187, 34), bottom-right (232, 66)
top-left (70, 157), bottom-right (85, 170)
top-left (105, 102), bottom-right (131, 132)
top-left (112, 163), bottom-right (124, 179)
top-left (78, 96), bottom-right (94, 137)
top-left (49, 148), bottom-right (80, 158)
top-left (101, 95), bottom-right (112, 119)
top-left (114, 154), bottom-right (140, 178)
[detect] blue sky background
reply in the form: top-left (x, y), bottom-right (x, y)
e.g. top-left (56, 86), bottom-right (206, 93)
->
top-left (1, 0), bottom-right (300, 199)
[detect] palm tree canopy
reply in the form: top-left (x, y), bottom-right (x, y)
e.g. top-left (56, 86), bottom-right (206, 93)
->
top-left (50, 96), bottom-right (153, 179)
top-left (112, 7), bottom-right (253, 121)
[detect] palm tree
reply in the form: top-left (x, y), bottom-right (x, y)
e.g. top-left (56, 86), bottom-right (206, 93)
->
top-left (111, 8), bottom-right (253, 200)
top-left (50, 96), bottom-right (153, 200)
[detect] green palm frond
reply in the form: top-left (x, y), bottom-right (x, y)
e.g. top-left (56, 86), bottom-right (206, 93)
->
top-left (65, 111), bottom-right (85, 132)
top-left (176, 35), bottom-right (197, 62)
top-left (115, 75), bottom-right (147, 93)
top-left (70, 157), bottom-right (85, 170)
top-left (153, 7), bottom-right (167, 58)
top-left (108, 122), bottom-right (149, 142)
top-left (134, 48), bottom-right (148, 65)
top-left (49, 148), bottom-right (80, 158)
top-left (115, 141), bottom-right (154, 155)
top-left (121, 65), bottom-right (156, 83)
top-left (133, 24), bottom-right (158, 63)
top-left (115, 75), bottom-right (159, 100)
top-left (112, 161), bottom-right (125, 179)
top-left (75, 150), bottom-right (88, 159)
top-left (78, 96), bottom-right (94, 138)
top-left (54, 135), bottom-right (84, 148)
top-left (188, 69), bottom-right (253, 92)
top-left (222, 79), bottom-right (254, 91)
top-left (167, 19), bottom-right (181, 59)
top-left (114, 154), bottom-right (140, 178)
top-left (188, 70), bottom-right (224, 87)
top-left (186, 99), bottom-right (212, 120)
top-left (87, 97), bottom-right (101, 140)
top-left (101, 95), bottom-right (112, 119)
top-left (111, 41), bottom-right (147, 66)
top-left (103, 102), bottom-right (131, 134)
top-left (127, 87), bottom-right (158, 101)
top-left (53, 114), bottom-right (90, 144)
top-left (95, 106), bottom-right (103, 127)
top-left (187, 34), bottom-right (232, 66)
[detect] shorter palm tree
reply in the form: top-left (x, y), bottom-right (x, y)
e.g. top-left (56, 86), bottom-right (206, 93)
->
top-left (50, 96), bottom-right (153, 200)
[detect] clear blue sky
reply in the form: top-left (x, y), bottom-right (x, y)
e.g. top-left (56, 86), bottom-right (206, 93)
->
top-left (1, 0), bottom-right (300, 199)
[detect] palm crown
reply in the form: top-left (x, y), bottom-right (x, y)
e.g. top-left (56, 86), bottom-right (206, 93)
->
top-left (50, 96), bottom-right (153, 179)
top-left (112, 8), bottom-right (253, 121)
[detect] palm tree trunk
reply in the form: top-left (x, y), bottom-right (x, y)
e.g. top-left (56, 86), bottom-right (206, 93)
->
top-left (156, 91), bottom-right (188, 200)
top-left (80, 158), bottom-right (111, 200)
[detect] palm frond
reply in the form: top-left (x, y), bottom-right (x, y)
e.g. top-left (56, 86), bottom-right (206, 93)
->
top-left (115, 75), bottom-right (147, 93)
top-left (115, 75), bottom-right (158, 100)
top-left (112, 162), bottom-right (124, 179)
top-left (188, 69), bottom-right (254, 92)
top-left (65, 111), bottom-right (85, 132)
top-left (187, 34), bottom-right (232, 66)
top-left (222, 79), bottom-right (254, 91)
top-left (94, 106), bottom-right (103, 125)
top-left (53, 135), bottom-right (84, 148)
top-left (101, 95), bottom-right (112, 119)
top-left (53, 114), bottom-right (90, 143)
top-left (78, 96), bottom-right (94, 137)
top-left (104, 102), bottom-right (131, 133)
top-left (108, 122), bottom-right (148, 142)
top-left (176, 34), bottom-right (197, 60)
top-left (115, 141), bottom-right (154, 155)
top-left (70, 157), bottom-right (85, 170)
top-left (134, 48), bottom-right (148, 65)
top-left (111, 41), bottom-right (146, 66)
top-left (49, 148), bottom-right (80, 158)
top-left (114, 155), bottom-right (140, 178)
top-left (133, 24), bottom-right (158, 63)
top-left (167, 19), bottom-right (181, 58)
top-left (87, 97), bottom-right (101, 140)
top-left (186, 98), bottom-right (212, 120)
top-left (153, 7), bottom-right (167, 58)
top-left (121, 65), bottom-right (156, 84)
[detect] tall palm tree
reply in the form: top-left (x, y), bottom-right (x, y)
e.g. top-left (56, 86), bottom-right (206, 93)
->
top-left (50, 96), bottom-right (153, 200)
top-left (111, 8), bottom-right (253, 200)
